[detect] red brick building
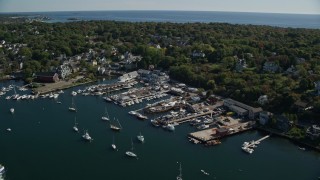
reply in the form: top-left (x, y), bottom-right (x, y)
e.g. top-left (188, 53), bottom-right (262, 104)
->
top-left (35, 72), bottom-right (59, 83)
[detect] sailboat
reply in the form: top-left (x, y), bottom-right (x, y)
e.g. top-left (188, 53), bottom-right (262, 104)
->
top-left (110, 118), bottom-right (122, 131)
top-left (125, 139), bottom-right (137, 158)
top-left (82, 130), bottom-right (92, 141)
top-left (137, 132), bottom-right (144, 143)
top-left (176, 162), bottom-right (183, 180)
top-left (101, 106), bottom-right (110, 121)
top-left (68, 97), bottom-right (77, 112)
top-left (73, 117), bottom-right (79, 132)
top-left (111, 135), bottom-right (117, 150)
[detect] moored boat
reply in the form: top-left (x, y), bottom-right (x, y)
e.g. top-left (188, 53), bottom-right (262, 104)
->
top-left (137, 132), bottom-right (144, 143)
top-left (82, 130), bottom-right (92, 141)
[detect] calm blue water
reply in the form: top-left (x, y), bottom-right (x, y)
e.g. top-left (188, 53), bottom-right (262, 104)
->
top-left (0, 79), bottom-right (319, 180)
top-left (1, 11), bottom-right (320, 29)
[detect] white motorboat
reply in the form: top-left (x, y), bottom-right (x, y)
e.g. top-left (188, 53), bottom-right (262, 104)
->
top-left (125, 139), bottom-right (137, 158)
top-left (151, 119), bottom-right (160, 127)
top-left (53, 93), bottom-right (59, 99)
top-left (136, 113), bottom-right (148, 120)
top-left (71, 91), bottom-right (77, 96)
top-left (137, 132), bottom-right (144, 143)
top-left (82, 130), bottom-right (92, 141)
top-left (128, 111), bottom-right (137, 115)
top-left (6, 128), bottom-right (11, 132)
top-left (166, 124), bottom-right (175, 131)
top-left (103, 97), bottom-right (112, 102)
top-left (10, 108), bottom-right (14, 114)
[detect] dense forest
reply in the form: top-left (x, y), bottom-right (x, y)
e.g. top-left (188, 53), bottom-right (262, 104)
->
top-left (0, 21), bottom-right (320, 118)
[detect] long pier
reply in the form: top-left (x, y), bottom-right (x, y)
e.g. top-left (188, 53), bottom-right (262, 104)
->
top-left (243, 135), bottom-right (270, 149)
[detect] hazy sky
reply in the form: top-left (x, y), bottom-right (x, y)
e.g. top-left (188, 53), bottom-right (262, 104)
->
top-left (0, 0), bottom-right (319, 14)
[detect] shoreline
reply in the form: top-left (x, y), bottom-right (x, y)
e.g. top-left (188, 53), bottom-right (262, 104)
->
top-left (256, 127), bottom-right (320, 152)
top-left (32, 79), bottom-right (96, 95)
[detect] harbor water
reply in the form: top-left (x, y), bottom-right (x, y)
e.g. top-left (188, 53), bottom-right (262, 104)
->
top-left (0, 79), bottom-right (319, 180)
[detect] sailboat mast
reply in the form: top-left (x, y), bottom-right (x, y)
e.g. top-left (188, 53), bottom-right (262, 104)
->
top-left (117, 118), bottom-right (122, 129)
top-left (131, 138), bottom-right (134, 151)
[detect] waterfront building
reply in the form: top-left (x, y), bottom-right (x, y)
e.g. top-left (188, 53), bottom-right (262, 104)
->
top-left (34, 72), bottom-right (59, 83)
top-left (223, 98), bottom-right (262, 119)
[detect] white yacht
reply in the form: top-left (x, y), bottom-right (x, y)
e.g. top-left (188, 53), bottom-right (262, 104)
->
top-left (136, 113), bottom-right (148, 120)
top-left (82, 130), bottom-right (92, 141)
top-left (128, 111), bottom-right (137, 115)
top-left (68, 98), bottom-right (77, 112)
top-left (137, 132), bottom-right (144, 143)
top-left (125, 139), bottom-right (137, 158)
top-left (73, 118), bottom-right (79, 132)
top-left (166, 124), bottom-right (175, 131)
top-left (71, 91), bottom-right (77, 96)
top-left (10, 108), bottom-right (14, 114)
top-left (101, 107), bottom-right (110, 121)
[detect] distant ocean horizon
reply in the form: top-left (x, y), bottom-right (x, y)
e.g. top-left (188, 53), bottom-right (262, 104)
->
top-left (1, 10), bottom-right (320, 29)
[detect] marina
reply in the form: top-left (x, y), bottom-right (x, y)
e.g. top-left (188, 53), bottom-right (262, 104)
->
top-left (0, 78), bottom-right (319, 179)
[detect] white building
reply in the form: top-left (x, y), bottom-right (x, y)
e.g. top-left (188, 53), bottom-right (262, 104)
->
top-left (224, 98), bottom-right (263, 119)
